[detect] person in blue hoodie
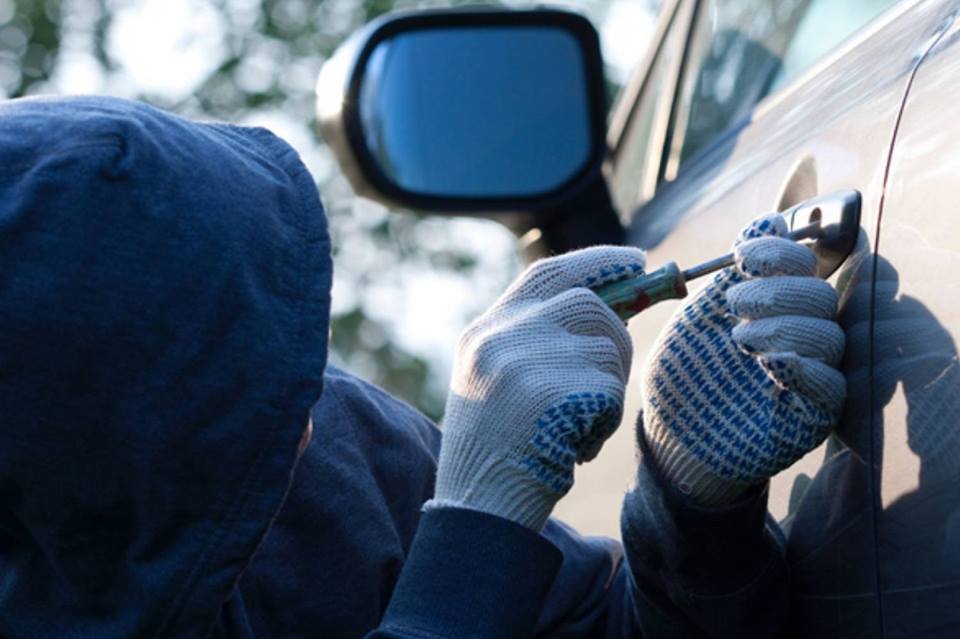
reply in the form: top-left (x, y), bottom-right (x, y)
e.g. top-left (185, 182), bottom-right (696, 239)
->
top-left (0, 96), bottom-right (845, 638)
top-left (0, 95), bottom-right (332, 637)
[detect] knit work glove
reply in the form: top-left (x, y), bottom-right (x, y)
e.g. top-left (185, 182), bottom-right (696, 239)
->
top-left (427, 246), bottom-right (645, 531)
top-left (642, 215), bottom-right (846, 505)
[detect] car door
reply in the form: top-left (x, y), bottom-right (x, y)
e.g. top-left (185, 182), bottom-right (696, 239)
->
top-left (555, 0), bottom-right (958, 631)
top-left (855, 12), bottom-right (960, 636)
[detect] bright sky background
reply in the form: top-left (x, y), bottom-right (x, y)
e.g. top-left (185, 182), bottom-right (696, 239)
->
top-left (39, 0), bottom-right (654, 98)
top-left (60, 0), bottom-right (656, 95)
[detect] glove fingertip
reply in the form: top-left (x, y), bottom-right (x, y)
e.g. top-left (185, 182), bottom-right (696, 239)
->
top-left (511, 246), bottom-right (647, 302)
top-left (581, 249), bottom-right (648, 289)
top-left (730, 321), bottom-right (761, 356)
top-left (760, 353), bottom-right (846, 415)
top-left (736, 213), bottom-right (788, 244)
top-left (735, 236), bottom-right (818, 278)
top-left (727, 276), bottom-right (838, 321)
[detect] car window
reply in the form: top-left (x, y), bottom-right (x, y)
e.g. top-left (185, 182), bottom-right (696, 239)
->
top-left (770, 0), bottom-right (902, 92)
top-left (663, 0), bottom-right (901, 179)
top-left (609, 5), bottom-right (689, 215)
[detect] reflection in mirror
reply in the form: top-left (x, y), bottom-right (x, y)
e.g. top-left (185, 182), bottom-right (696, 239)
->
top-left (359, 27), bottom-right (592, 198)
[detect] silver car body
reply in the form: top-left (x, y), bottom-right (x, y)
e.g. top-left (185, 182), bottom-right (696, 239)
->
top-left (556, 0), bottom-right (960, 633)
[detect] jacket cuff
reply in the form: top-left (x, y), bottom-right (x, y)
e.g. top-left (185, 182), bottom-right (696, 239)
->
top-left (622, 427), bottom-right (783, 597)
top-left (379, 507), bottom-right (563, 638)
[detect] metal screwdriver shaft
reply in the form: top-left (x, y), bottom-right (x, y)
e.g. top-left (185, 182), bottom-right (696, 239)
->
top-left (680, 221), bottom-right (823, 282)
top-left (595, 221), bottom-right (823, 321)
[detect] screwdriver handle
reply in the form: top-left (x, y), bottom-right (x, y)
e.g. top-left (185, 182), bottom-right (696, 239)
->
top-left (594, 262), bottom-right (688, 321)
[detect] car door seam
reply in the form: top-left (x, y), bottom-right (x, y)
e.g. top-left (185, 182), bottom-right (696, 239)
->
top-left (869, 6), bottom-right (960, 637)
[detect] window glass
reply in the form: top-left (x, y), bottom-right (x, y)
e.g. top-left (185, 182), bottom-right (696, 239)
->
top-left (666, 0), bottom-right (900, 177)
top-left (771, 0), bottom-right (900, 91)
top-left (609, 8), bottom-right (687, 215)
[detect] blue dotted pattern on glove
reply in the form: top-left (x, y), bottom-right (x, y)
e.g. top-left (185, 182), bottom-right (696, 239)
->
top-left (519, 392), bottom-right (621, 495)
top-left (583, 262), bottom-right (645, 288)
top-left (647, 217), bottom-right (834, 484)
top-left (509, 256), bottom-right (637, 496)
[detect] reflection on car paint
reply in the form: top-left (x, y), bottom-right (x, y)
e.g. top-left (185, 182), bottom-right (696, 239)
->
top-left (873, 20), bottom-right (960, 633)
top-left (784, 19), bottom-right (960, 633)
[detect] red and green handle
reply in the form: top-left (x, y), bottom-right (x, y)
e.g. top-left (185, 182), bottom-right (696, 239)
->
top-left (594, 262), bottom-right (688, 321)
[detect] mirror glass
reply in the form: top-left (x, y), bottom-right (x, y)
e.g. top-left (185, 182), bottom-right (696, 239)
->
top-left (359, 26), bottom-right (593, 199)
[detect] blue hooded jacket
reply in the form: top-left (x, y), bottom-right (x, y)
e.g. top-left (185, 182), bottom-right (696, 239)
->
top-left (0, 96), bottom-right (789, 639)
top-left (0, 96), bottom-right (331, 637)
top-left (0, 95), bottom-right (593, 639)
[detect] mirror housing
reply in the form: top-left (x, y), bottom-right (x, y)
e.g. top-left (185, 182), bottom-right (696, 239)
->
top-left (316, 8), bottom-right (622, 253)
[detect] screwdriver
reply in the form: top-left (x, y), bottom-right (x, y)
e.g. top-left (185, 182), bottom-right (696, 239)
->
top-left (594, 221), bottom-right (824, 321)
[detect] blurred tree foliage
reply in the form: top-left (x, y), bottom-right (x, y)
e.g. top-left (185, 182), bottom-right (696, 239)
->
top-left (2, 1), bottom-right (61, 96)
top-left (2, 0), bottom-right (649, 420)
top-left (2, 0), bottom-right (519, 420)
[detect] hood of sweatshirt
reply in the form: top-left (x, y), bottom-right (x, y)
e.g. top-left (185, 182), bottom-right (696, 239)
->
top-left (0, 96), bottom-right (331, 638)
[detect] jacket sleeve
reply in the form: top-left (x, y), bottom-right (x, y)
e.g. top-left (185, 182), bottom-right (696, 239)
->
top-left (365, 452), bottom-right (788, 639)
top-left (501, 448), bottom-right (788, 638)
top-left (367, 507), bottom-right (563, 639)
top-left (616, 430), bottom-right (789, 638)
top-left (333, 367), bottom-right (785, 637)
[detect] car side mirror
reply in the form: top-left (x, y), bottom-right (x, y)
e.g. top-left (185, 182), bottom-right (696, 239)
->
top-left (316, 8), bottom-right (620, 253)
